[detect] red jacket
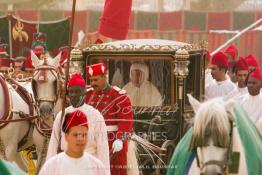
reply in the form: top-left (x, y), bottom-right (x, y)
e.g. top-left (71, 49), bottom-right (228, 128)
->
top-left (85, 85), bottom-right (133, 152)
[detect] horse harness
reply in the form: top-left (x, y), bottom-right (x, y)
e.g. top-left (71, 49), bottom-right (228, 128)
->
top-left (32, 64), bottom-right (61, 106)
top-left (195, 120), bottom-right (234, 175)
top-left (0, 74), bottom-right (36, 128)
top-left (32, 64), bottom-right (63, 138)
top-left (0, 74), bottom-right (37, 152)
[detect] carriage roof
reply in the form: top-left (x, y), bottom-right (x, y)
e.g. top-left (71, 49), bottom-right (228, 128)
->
top-left (82, 39), bottom-right (204, 53)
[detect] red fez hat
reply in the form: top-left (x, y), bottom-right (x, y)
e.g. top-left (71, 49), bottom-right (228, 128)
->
top-left (86, 63), bottom-right (106, 77)
top-left (67, 74), bottom-right (86, 88)
top-left (63, 110), bottom-right (88, 132)
top-left (24, 58), bottom-right (34, 69)
top-left (224, 44), bottom-right (238, 60)
top-left (206, 50), bottom-right (211, 62)
top-left (249, 69), bottom-right (262, 81)
top-left (0, 48), bottom-right (8, 55)
top-left (211, 52), bottom-right (229, 68)
top-left (236, 57), bottom-right (248, 71)
top-left (245, 54), bottom-right (259, 68)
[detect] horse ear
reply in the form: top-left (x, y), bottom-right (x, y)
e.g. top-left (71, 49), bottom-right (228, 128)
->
top-left (31, 50), bottom-right (40, 67)
top-left (51, 52), bottom-right (62, 68)
top-left (187, 94), bottom-right (200, 113)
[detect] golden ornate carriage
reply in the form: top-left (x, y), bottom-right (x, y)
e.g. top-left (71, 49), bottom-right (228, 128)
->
top-left (71, 39), bottom-right (207, 175)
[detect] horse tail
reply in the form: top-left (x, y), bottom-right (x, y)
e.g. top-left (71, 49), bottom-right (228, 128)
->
top-left (127, 139), bottom-right (140, 175)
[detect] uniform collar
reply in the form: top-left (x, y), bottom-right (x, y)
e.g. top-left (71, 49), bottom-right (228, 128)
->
top-left (94, 83), bottom-right (110, 94)
top-left (104, 83), bottom-right (110, 91)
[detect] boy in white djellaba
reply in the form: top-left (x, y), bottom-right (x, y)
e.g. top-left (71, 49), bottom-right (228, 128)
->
top-left (39, 109), bottom-right (107, 175)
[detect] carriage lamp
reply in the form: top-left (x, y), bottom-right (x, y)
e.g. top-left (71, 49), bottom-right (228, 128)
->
top-left (173, 48), bottom-right (190, 77)
top-left (174, 48), bottom-right (190, 100)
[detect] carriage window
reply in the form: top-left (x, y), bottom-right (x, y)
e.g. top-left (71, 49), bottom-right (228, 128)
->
top-left (88, 58), bottom-right (172, 106)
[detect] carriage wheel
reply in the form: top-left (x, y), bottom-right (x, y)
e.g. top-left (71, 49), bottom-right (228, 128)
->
top-left (155, 140), bottom-right (176, 175)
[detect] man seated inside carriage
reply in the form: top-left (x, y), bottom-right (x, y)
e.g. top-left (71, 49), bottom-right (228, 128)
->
top-left (123, 62), bottom-right (162, 106)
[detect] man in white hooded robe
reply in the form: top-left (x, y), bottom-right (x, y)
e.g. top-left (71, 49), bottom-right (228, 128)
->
top-left (123, 63), bottom-right (162, 106)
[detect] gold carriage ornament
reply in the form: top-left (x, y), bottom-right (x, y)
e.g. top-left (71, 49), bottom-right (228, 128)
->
top-left (173, 48), bottom-right (190, 77)
top-left (12, 20), bottom-right (29, 43)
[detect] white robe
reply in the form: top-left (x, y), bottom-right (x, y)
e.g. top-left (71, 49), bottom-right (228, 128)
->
top-left (39, 152), bottom-right (107, 175)
top-left (225, 86), bottom-right (248, 100)
top-left (123, 81), bottom-right (162, 106)
top-left (205, 69), bottom-right (215, 88)
top-left (205, 79), bottom-right (237, 100)
top-left (46, 104), bottom-right (110, 174)
top-left (238, 93), bottom-right (262, 123)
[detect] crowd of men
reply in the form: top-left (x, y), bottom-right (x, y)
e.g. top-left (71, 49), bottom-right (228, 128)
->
top-left (205, 45), bottom-right (262, 131)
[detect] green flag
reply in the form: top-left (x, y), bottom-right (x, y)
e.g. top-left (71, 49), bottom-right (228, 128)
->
top-left (39, 18), bottom-right (70, 51)
top-left (166, 128), bottom-right (194, 175)
top-left (0, 15), bottom-right (9, 54)
top-left (0, 160), bottom-right (27, 175)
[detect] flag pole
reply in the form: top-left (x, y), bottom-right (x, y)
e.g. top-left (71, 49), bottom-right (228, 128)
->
top-left (58, 0), bottom-right (77, 151)
top-left (211, 18), bottom-right (262, 56)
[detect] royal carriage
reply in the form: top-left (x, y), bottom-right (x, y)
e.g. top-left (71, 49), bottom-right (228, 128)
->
top-left (70, 39), bottom-right (207, 175)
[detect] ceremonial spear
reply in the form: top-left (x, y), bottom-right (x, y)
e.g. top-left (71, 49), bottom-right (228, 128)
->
top-left (57, 0), bottom-right (77, 152)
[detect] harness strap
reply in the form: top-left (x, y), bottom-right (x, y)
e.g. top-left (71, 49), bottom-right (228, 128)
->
top-left (35, 118), bottom-right (52, 138)
top-left (6, 78), bottom-right (34, 116)
top-left (17, 123), bottom-right (34, 152)
top-left (0, 75), bottom-right (12, 129)
top-left (204, 160), bottom-right (226, 168)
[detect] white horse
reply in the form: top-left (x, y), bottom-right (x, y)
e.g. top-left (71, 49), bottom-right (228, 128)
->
top-left (0, 73), bottom-right (35, 172)
top-left (167, 96), bottom-right (262, 175)
top-left (29, 51), bottom-right (63, 173)
top-left (0, 51), bottom-right (63, 173)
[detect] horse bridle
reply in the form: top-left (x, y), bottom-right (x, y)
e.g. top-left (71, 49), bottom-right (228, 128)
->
top-left (32, 64), bottom-right (63, 137)
top-left (195, 120), bottom-right (234, 175)
top-left (32, 64), bottom-right (61, 106)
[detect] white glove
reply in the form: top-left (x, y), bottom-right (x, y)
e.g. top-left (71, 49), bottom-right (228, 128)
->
top-left (112, 139), bottom-right (123, 153)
